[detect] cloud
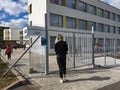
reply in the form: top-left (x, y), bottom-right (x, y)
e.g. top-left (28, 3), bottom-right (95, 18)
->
top-left (0, 14), bottom-right (6, 20)
top-left (101, 0), bottom-right (120, 9)
top-left (23, 15), bottom-right (28, 19)
top-left (20, 0), bottom-right (28, 5)
top-left (1, 17), bottom-right (28, 28)
top-left (10, 18), bottom-right (28, 27)
top-left (0, 0), bottom-right (27, 16)
top-left (0, 0), bottom-right (28, 28)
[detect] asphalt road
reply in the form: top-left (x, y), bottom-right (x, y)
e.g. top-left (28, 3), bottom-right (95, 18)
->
top-left (97, 81), bottom-right (120, 90)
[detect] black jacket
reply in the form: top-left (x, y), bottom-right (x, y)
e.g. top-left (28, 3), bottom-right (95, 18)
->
top-left (55, 41), bottom-right (68, 55)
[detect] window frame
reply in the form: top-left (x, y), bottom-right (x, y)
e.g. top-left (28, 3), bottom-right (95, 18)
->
top-left (87, 4), bottom-right (96, 15)
top-left (50, 13), bottom-right (63, 27)
top-left (66, 16), bottom-right (76, 29)
top-left (66, 0), bottom-right (76, 9)
top-left (97, 8), bottom-right (104, 17)
top-left (97, 23), bottom-right (104, 32)
top-left (111, 12), bottom-right (116, 21)
top-left (78, 19), bottom-right (87, 30)
top-left (78, 1), bottom-right (87, 12)
top-left (104, 10), bottom-right (110, 19)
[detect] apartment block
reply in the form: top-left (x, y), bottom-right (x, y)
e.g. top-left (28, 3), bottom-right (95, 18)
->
top-left (4, 28), bottom-right (21, 41)
top-left (28, 0), bottom-right (120, 53)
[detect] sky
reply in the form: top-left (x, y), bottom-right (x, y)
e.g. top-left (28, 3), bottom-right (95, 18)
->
top-left (0, 0), bottom-right (28, 28)
top-left (100, 0), bottom-right (120, 9)
top-left (0, 0), bottom-right (120, 29)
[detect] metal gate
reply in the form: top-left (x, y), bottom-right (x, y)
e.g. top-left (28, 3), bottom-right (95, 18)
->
top-left (48, 30), bottom-right (94, 73)
top-left (28, 30), bottom-right (94, 74)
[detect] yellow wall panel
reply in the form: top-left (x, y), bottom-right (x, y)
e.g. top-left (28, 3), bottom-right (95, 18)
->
top-left (62, 0), bottom-right (66, 6)
top-left (76, 19), bottom-right (78, 29)
top-left (63, 16), bottom-right (66, 28)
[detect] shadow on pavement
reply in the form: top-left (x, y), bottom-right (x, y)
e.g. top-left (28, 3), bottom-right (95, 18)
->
top-left (67, 76), bottom-right (111, 83)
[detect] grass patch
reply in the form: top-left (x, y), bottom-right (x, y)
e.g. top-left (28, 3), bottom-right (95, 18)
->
top-left (0, 58), bottom-right (18, 90)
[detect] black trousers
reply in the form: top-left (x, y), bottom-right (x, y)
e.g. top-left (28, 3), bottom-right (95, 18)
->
top-left (7, 53), bottom-right (11, 60)
top-left (57, 54), bottom-right (66, 78)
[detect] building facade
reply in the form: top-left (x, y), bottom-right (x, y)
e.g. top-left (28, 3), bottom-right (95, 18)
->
top-left (0, 26), bottom-right (9, 40)
top-left (4, 28), bottom-right (21, 41)
top-left (22, 27), bottom-right (29, 45)
top-left (28, 0), bottom-right (120, 54)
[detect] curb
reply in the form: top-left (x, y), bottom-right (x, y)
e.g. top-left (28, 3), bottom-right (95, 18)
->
top-left (3, 80), bottom-right (29, 90)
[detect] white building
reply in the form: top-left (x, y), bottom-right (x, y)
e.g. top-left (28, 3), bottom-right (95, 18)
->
top-left (4, 28), bottom-right (21, 41)
top-left (22, 27), bottom-right (29, 45)
top-left (28, 0), bottom-right (120, 54)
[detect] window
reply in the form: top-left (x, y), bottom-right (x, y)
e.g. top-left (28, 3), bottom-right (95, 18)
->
top-left (97, 8), bottom-right (103, 17)
top-left (104, 24), bottom-right (110, 33)
top-left (104, 10), bottom-right (110, 19)
top-left (78, 19), bottom-right (87, 30)
top-left (20, 31), bottom-right (23, 34)
top-left (97, 23), bottom-right (104, 32)
top-left (66, 17), bottom-right (76, 29)
top-left (111, 13), bottom-right (116, 21)
top-left (88, 5), bottom-right (96, 15)
top-left (50, 36), bottom-right (56, 49)
top-left (89, 21), bottom-right (96, 31)
top-left (25, 30), bottom-right (27, 33)
top-left (50, 13), bottom-right (62, 27)
top-left (78, 1), bottom-right (87, 12)
top-left (117, 15), bottom-right (120, 22)
top-left (111, 26), bottom-right (116, 33)
top-left (118, 27), bottom-right (120, 34)
top-left (66, 0), bottom-right (75, 9)
top-left (117, 39), bottom-right (120, 46)
top-left (50, 0), bottom-right (62, 5)
top-left (116, 27), bottom-right (120, 34)
top-left (28, 4), bottom-right (32, 14)
top-left (29, 21), bottom-right (32, 26)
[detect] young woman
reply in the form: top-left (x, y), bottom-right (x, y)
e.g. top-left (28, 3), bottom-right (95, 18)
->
top-left (55, 34), bottom-right (68, 83)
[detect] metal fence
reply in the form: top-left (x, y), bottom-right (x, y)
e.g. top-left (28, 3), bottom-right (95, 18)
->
top-left (0, 47), bottom-right (30, 76)
top-left (48, 30), bottom-right (94, 73)
top-left (1, 28), bottom-right (120, 77)
top-left (29, 36), bottom-right (46, 73)
top-left (25, 30), bottom-right (94, 74)
top-left (94, 38), bottom-right (120, 66)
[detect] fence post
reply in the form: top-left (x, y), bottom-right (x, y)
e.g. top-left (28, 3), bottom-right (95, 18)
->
top-left (91, 26), bottom-right (95, 68)
top-left (45, 13), bottom-right (49, 75)
top-left (114, 39), bottom-right (116, 65)
top-left (73, 33), bottom-right (76, 68)
top-left (104, 38), bottom-right (106, 66)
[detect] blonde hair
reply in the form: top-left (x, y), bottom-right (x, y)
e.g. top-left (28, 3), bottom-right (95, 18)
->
top-left (55, 34), bottom-right (63, 44)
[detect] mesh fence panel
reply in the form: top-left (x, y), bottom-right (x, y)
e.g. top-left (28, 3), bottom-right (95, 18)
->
top-left (1, 47), bottom-right (30, 75)
top-left (48, 30), bottom-right (93, 73)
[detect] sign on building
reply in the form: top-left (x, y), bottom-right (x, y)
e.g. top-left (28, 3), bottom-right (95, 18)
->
top-left (27, 26), bottom-right (45, 36)
top-left (41, 36), bottom-right (48, 46)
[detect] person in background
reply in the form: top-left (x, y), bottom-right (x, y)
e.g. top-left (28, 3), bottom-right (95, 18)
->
top-left (55, 34), bottom-right (68, 83)
top-left (5, 45), bottom-right (13, 60)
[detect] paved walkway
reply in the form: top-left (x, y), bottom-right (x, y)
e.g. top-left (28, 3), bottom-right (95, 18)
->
top-left (26, 56), bottom-right (120, 90)
top-left (1, 49), bottom-right (120, 90)
top-left (28, 64), bottom-right (120, 90)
